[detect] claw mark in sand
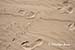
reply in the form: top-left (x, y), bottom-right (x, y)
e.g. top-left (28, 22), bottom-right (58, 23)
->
top-left (22, 39), bottom-right (44, 50)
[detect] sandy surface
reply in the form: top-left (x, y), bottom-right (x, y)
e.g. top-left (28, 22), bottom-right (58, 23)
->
top-left (0, 0), bottom-right (75, 50)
